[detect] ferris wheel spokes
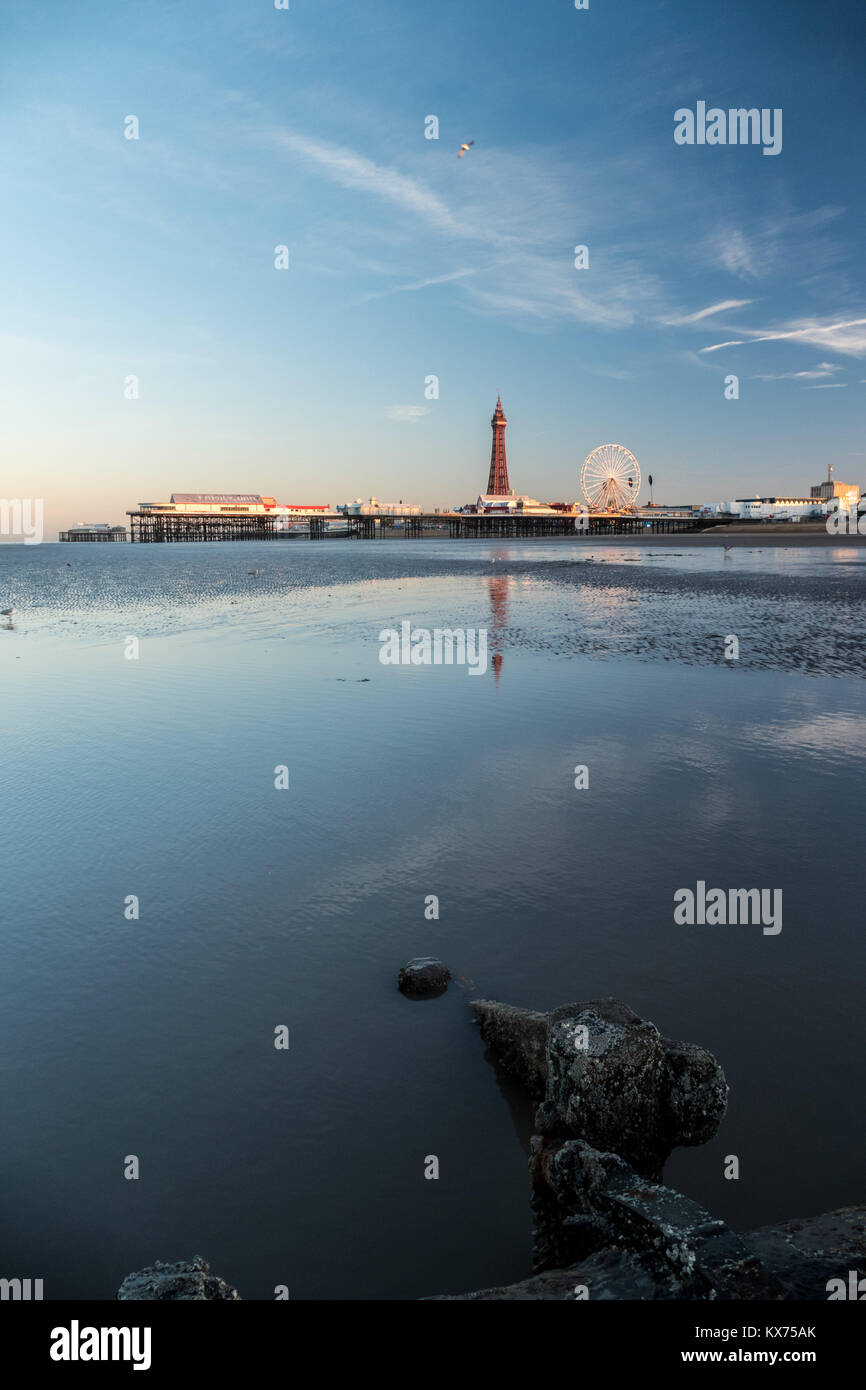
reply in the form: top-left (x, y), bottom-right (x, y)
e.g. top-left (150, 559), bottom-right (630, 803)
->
top-left (580, 444), bottom-right (641, 512)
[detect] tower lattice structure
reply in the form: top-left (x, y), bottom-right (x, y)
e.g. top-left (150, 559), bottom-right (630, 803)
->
top-left (486, 395), bottom-right (510, 494)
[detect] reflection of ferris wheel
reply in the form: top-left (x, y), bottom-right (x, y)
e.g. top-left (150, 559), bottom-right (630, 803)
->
top-left (581, 444), bottom-right (641, 512)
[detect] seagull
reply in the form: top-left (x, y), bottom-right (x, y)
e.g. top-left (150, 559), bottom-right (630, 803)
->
top-left (248, 569), bottom-right (259, 576)
top-left (458, 140), bottom-right (474, 158)
top-left (1, 606), bottom-right (15, 617)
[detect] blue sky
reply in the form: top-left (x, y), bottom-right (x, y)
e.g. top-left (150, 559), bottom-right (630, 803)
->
top-left (1, 0), bottom-right (864, 530)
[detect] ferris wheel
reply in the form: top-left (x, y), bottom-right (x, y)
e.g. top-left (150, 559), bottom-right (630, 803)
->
top-left (581, 444), bottom-right (641, 512)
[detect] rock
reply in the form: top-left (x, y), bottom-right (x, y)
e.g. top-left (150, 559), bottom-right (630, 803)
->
top-left (448, 995), bottom-right (864, 1300)
top-left (433, 1201), bottom-right (866, 1301)
top-left (472, 996), bottom-right (728, 1179)
top-left (531, 1137), bottom-right (783, 1294)
top-left (543, 1000), bottom-right (728, 1177)
top-left (744, 1206), bottom-right (866, 1300)
top-left (429, 1249), bottom-right (688, 1300)
top-left (471, 1000), bottom-right (549, 1095)
top-left (472, 994), bottom-right (729, 1279)
top-left (398, 957), bottom-right (451, 998)
top-left (117, 1256), bottom-right (240, 1301)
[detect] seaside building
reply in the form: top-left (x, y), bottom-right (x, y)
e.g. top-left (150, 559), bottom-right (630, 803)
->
top-left (810, 466), bottom-right (860, 507)
top-left (137, 494), bottom-right (330, 516)
top-left (59, 523), bottom-right (127, 541)
top-left (732, 496), bottom-right (827, 521)
top-left (639, 503), bottom-right (700, 516)
top-left (128, 493), bottom-right (333, 541)
top-left (470, 493), bottom-right (560, 515)
top-left (336, 498), bottom-right (422, 516)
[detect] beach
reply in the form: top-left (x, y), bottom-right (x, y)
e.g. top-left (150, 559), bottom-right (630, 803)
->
top-left (1, 539), bottom-right (864, 1298)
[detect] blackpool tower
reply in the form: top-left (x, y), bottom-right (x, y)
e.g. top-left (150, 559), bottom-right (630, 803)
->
top-left (486, 395), bottom-right (510, 495)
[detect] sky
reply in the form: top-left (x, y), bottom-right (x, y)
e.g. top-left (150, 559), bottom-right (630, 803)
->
top-left (1, 0), bottom-right (865, 533)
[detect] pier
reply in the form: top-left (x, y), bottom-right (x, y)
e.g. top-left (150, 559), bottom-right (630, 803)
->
top-left (127, 508), bottom-right (730, 542)
top-left (445, 513), bottom-right (725, 538)
top-left (129, 510), bottom-right (288, 542)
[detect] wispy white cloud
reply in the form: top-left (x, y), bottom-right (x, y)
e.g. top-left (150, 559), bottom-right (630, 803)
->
top-left (706, 207), bottom-right (845, 281)
top-left (586, 365), bottom-right (635, 380)
top-left (701, 317), bottom-right (866, 358)
top-left (663, 298), bottom-right (753, 326)
top-left (714, 229), bottom-right (761, 279)
top-left (261, 126), bottom-right (672, 330)
top-left (699, 339), bottom-right (747, 354)
top-left (463, 250), bottom-right (662, 329)
top-left (387, 405), bottom-right (431, 423)
top-left (752, 361), bottom-right (841, 381)
top-left (265, 130), bottom-right (493, 243)
top-left (360, 268), bottom-right (476, 304)
top-left (237, 119), bottom-right (864, 352)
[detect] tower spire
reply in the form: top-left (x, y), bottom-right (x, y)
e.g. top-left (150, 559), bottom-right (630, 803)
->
top-left (486, 395), bottom-right (510, 494)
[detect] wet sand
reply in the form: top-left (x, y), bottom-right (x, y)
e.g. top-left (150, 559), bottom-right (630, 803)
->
top-left (1, 539), bottom-right (864, 1298)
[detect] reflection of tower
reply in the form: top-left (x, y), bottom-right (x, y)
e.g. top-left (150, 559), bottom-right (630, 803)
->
top-left (487, 560), bottom-right (510, 683)
top-left (486, 396), bottom-right (510, 495)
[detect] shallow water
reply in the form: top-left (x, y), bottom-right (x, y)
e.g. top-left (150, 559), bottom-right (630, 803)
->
top-left (1, 540), bottom-right (864, 1298)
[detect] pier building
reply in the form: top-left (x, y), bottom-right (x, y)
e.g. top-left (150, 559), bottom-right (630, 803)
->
top-left (59, 523), bottom-right (127, 541)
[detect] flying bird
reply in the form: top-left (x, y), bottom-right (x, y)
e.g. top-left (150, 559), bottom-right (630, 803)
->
top-left (458, 140), bottom-right (474, 158)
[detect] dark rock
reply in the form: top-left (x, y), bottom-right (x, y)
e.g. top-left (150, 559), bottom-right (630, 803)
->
top-left (466, 1133), bottom-right (782, 1296)
top-left (398, 957), bottom-right (451, 998)
top-left (660, 1038), bottom-right (730, 1148)
top-left (429, 1249), bottom-right (688, 1300)
top-left (472, 996), bottom-right (728, 1179)
top-left (444, 995), bottom-right (864, 1301)
top-left (434, 1201), bottom-right (866, 1301)
top-left (471, 999), bottom-right (548, 1095)
top-left (117, 1256), bottom-right (240, 1301)
top-left (744, 1206), bottom-right (866, 1300)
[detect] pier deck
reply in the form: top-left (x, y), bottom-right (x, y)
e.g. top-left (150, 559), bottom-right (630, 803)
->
top-left (126, 509), bottom-right (730, 542)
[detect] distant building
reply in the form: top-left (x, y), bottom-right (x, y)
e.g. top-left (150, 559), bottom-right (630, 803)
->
top-left (59, 523), bottom-right (127, 541)
top-left (633, 503), bottom-right (699, 516)
top-left (733, 496), bottom-right (826, 521)
top-left (811, 466), bottom-right (860, 506)
top-left (137, 494), bottom-right (330, 516)
top-left (139, 493), bottom-right (268, 514)
top-left (468, 493), bottom-right (559, 515)
top-left (271, 503), bottom-right (330, 514)
top-left (337, 498), bottom-right (422, 516)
